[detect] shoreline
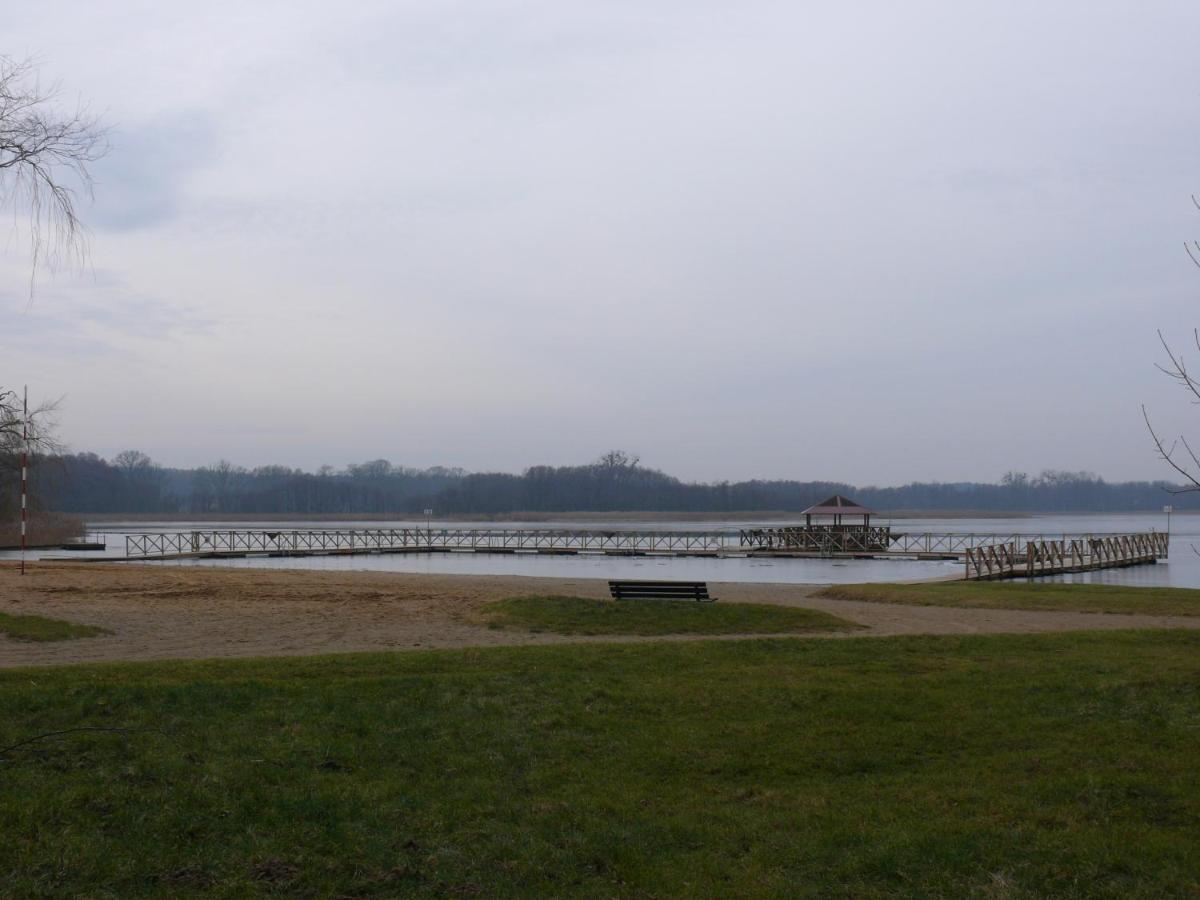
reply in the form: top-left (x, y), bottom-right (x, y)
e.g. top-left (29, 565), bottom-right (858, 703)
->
top-left (3, 562), bottom-right (1198, 670)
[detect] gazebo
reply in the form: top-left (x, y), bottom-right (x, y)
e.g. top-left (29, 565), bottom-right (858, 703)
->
top-left (738, 494), bottom-right (892, 553)
top-left (800, 495), bottom-right (874, 528)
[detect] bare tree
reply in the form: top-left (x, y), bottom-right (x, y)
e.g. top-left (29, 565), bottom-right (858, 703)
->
top-left (0, 386), bottom-right (60, 457)
top-left (112, 449), bottom-right (166, 512)
top-left (1144, 332), bottom-right (1200, 491)
top-left (596, 450), bottom-right (640, 471)
top-left (194, 460), bottom-right (247, 513)
top-left (112, 449), bottom-right (154, 474)
top-left (0, 387), bottom-right (61, 526)
top-left (0, 56), bottom-right (108, 289)
top-left (1145, 197), bottom-right (1200, 491)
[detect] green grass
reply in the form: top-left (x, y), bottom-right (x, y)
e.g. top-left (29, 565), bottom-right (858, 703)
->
top-left (821, 581), bottom-right (1200, 616)
top-left (3, 632), bottom-right (1200, 896)
top-left (0, 611), bottom-right (110, 642)
top-left (483, 595), bottom-right (860, 635)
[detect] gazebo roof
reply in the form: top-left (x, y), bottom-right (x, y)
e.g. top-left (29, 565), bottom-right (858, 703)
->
top-left (801, 495), bottom-right (874, 517)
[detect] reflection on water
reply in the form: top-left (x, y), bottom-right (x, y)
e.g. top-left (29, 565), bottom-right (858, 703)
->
top-left (1, 511), bottom-right (1191, 587)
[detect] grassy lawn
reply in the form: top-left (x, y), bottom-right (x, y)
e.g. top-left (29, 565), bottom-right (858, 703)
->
top-left (3, 632), bottom-right (1200, 896)
top-left (483, 595), bottom-right (860, 635)
top-left (0, 611), bottom-right (110, 642)
top-left (820, 581), bottom-right (1200, 616)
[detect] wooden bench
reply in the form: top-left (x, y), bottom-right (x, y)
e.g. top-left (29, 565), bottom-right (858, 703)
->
top-left (608, 580), bottom-right (714, 602)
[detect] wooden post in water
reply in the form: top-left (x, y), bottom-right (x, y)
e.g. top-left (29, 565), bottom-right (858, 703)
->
top-left (1164, 505), bottom-right (1173, 558)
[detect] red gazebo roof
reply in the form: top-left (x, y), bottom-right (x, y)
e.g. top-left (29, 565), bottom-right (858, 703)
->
top-left (800, 495), bottom-right (874, 517)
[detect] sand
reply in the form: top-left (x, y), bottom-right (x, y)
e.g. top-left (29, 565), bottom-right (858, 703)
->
top-left (2, 561), bottom-right (1199, 669)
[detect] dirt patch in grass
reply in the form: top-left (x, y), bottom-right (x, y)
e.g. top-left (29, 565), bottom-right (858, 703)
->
top-left (482, 595), bottom-right (861, 636)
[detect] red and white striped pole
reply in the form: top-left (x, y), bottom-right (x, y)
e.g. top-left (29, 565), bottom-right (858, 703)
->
top-left (20, 385), bottom-right (28, 576)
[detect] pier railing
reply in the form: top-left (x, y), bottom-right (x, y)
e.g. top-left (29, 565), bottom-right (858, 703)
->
top-left (124, 528), bottom-right (728, 559)
top-left (125, 527), bottom-right (1170, 578)
top-left (963, 532), bottom-right (1167, 580)
top-left (739, 525), bottom-right (894, 552)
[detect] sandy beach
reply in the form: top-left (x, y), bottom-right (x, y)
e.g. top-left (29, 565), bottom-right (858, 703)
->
top-left (2, 561), bottom-right (1199, 668)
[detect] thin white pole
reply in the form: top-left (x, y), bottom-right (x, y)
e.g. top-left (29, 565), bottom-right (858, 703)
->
top-left (20, 385), bottom-right (28, 576)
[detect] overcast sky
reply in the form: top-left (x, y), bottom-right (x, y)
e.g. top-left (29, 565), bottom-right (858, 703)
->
top-left (4, 1), bottom-right (1200, 484)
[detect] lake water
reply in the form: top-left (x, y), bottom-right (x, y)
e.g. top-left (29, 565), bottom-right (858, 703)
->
top-left (3, 512), bottom-right (1191, 587)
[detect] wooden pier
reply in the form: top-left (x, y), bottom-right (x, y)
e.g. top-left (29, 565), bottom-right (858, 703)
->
top-left (963, 532), bottom-right (1168, 580)
top-left (124, 528), bottom-right (728, 560)
top-left (119, 527), bottom-right (1169, 579)
top-left (738, 525), bottom-right (895, 553)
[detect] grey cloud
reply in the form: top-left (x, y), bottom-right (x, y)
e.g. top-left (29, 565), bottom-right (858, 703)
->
top-left (89, 111), bottom-right (218, 231)
top-left (1, 269), bottom-right (214, 352)
top-left (5, 1), bottom-right (1200, 482)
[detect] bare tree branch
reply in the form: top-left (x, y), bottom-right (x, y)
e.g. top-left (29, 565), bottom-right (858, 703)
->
top-left (1142, 405), bottom-right (1200, 491)
top-left (0, 386), bottom-right (61, 459)
top-left (0, 56), bottom-right (108, 294)
top-left (1152, 329), bottom-right (1200, 404)
top-left (1146, 198), bottom-right (1200, 491)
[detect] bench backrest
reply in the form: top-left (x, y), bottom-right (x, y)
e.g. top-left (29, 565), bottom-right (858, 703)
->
top-left (608, 580), bottom-right (713, 602)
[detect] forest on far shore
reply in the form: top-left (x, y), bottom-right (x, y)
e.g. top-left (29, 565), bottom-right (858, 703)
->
top-left (3, 449), bottom-right (1195, 516)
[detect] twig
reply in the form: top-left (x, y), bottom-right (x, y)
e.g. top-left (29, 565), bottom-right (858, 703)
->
top-left (1142, 405), bottom-right (1200, 492)
top-left (0, 725), bottom-right (168, 758)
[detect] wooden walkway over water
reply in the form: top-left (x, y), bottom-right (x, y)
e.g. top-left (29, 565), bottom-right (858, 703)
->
top-left (120, 527), bottom-right (1168, 579)
top-left (963, 532), bottom-right (1168, 580)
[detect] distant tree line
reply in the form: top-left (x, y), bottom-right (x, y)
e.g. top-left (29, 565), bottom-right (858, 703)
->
top-left (10, 449), bottom-right (1199, 516)
top-left (26, 453), bottom-right (466, 515)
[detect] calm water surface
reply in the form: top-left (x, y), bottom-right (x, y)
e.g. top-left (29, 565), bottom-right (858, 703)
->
top-left (4, 512), bottom-right (1190, 587)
